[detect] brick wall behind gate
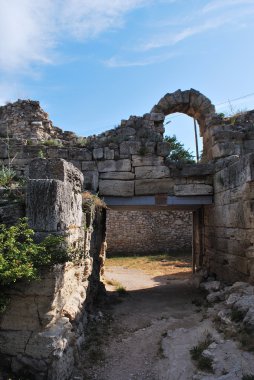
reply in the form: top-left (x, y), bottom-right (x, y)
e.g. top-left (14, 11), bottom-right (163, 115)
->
top-left (106, 209), bottom-right (192, 255)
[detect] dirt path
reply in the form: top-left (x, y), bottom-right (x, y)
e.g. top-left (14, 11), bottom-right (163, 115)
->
top-left (79, 266), bottom-right (254, 380)
top-left (80, 266), bottom-right (205, 380)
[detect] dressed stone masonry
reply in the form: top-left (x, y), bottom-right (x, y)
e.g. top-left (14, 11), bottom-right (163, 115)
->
top-left (1, 89), bottom-right (254, 378)
top-left (1, 89), bottom-right (254, 283)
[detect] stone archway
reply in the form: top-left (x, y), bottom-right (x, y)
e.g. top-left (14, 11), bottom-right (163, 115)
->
top-left (151, 89), bottom-right (216, 136)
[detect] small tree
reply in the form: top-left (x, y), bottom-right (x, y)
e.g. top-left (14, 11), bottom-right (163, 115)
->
top-left (164, 135), bottom-right (195, 163)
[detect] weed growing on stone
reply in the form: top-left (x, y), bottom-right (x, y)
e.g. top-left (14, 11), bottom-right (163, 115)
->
top-left (43, 139), bottom-right (63, 147)
top-left (38, 150), bottom-right (45, 158)
top-left (190, 332), bottom-right (214, 373)
top-left (0, 166), bottom-right (16, 187)
top-left (197, 355), bottom-right (214, 372)
top-left (75, 137), bottom-right (88, 147)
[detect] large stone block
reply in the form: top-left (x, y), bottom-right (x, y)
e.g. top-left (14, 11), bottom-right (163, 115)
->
top-left (157, 142), bottom-right (171, 156)
top-left (181, 164), bottom-right (214, 177)
top-left (82, 161), bottom-right (97, 171)
top-left (29, 158), bottom-right (83, 189)
top-left (104, 147), bottom-right (114, 160)
top-left (98, 159), bottom-right (131, 172)
top-left (135, 165), bottom-right (170, 179)
top-left (93, 147), bottom-right (104, 160)
top-left (83, 170), bottom-right (99, 192)
top-left (120, 141), bottom-right (141, 156)
top-left (214, 154), bottom-right (254, 193)
top-left (27, 180), bottom-right (83, 232)
top-left (47, 148), bottom-right (69, 159)
top-left (149, 112), bottom-right (165, 122)
top-left (135, 179), bottom-right (174, 195)
top-left (99, 180), bottom-right (134, 196)
top-left (27, 159), bottom-right (84, 232)
top-left (100, 171), bottom-right (134, 180)
top-left (174, 184), bottom-right (213, 196)
top-left (69, 148), bottom-right (92, 161)
top-left (211, 142), bottom-right (241, 159)
top-left (132, 155), bottom-right (164, 167)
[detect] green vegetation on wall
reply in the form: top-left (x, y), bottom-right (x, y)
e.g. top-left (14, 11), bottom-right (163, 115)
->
top-left (164, 135), bottom-right (195, 163)
top-left (0, 218), bottom-right (68, 286)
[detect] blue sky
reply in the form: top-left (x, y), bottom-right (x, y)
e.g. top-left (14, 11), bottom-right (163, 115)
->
top-left (1, 0), bottom-right (254, 155)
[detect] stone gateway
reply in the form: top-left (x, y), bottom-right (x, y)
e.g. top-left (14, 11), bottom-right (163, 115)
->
top-left (1, 89), bottom-right (254, 378)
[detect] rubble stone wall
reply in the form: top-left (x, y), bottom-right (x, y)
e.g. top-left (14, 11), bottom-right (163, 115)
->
top-left (106, 209), bottom-right (192, 255)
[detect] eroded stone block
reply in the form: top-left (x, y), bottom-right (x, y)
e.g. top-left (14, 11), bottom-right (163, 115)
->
top-left (99, 179), bottom-right (134, 196)
top-left (135, 178), bottom-right (174, 195)
top-left (174, 184), bottom-right (213, 196)
top-left (98, 159), bottom-right (131, 172)
top-left (135, 165), bottom-right (170, 179)
top-left (132, 155), bottom-right (164, 167)
top-left (100, 171), bottom-right (134, 180)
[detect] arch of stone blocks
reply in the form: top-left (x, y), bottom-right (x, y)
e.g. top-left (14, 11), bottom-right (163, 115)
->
top-left (151, 89), bottom-right (216, 135)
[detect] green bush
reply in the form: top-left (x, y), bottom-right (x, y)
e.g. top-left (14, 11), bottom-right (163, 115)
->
top-left (164, 135), bottom-right (195, 163)
top-left (43, 139), bottom-right (63, 147)
top-left (0, 166), bottom-right (16, 187)
top-left (0, 218), bottom-right (68, 286)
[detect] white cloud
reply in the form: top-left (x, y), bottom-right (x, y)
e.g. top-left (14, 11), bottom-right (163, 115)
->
top-left (104, 51), bottom-right (177, 67)
top-left (0, 0), bottom-right (150, 72)
top-left (139, 3), bottom-right (254, 51)
top-left (59, 0), bottom-right (151, 39)
top-left (140, 17), bottom-right (226, 51)
top-left (0, 80), bottom-right (26, 105)
top-left (202, 0), bottom-right (254, 13)
top-left (0, 0), bottom-right (55, 72)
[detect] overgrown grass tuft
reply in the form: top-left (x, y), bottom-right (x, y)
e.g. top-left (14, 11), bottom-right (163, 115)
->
top-left (116, 285), bottom-right (127, 295)
top-left (190, 332), bottom-right (214, 373)
top-left (0, 166), bottom-right (16, 187)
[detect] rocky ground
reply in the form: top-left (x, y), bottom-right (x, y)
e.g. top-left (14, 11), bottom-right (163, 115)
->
top-left (72, 264), bottom-right (254, 380)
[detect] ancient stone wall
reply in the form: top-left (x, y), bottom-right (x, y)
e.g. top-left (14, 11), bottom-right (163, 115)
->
top-left (203, 154), bottom-right (254, 283)
top-left (0, 159), bottom-right (106, 380)
top-left (106, 209), bottom-right (192, 255)
top-left (0, 91), bottom-right (215, 198)
top-left (1, 89), bottom-right (254, 285)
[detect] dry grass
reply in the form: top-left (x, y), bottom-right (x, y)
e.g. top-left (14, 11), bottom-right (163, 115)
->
top-left (82, 191), bottom-right (106, 208)
top-left (105, 252), bottom-right (192, 278)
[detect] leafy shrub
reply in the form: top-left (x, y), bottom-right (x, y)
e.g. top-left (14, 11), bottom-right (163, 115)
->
top-left (0, 218), bottom-right (68, 286)
top-left (43, 139), bottom-right (63, 147)
top-left (164, 135), bottom-right (195, 163)
top-left (0, 166), bottom-right (16, 187)
top-left (76, 137), bottom-right (88, 147)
